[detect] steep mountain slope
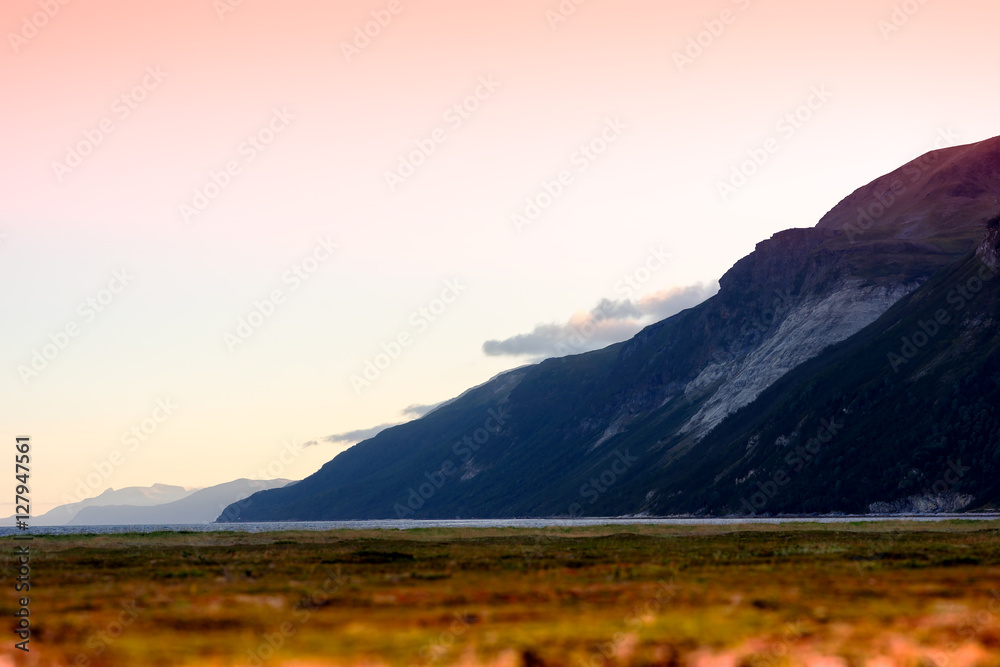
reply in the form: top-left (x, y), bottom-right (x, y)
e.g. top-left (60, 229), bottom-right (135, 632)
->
top-left (631, 216), bottom-right (1000, 515)
top-left (220, 136), bottom-right (1000, 521)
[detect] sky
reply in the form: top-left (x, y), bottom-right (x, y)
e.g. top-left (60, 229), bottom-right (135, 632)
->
top-left (1, 0), bottom-right (998, 515)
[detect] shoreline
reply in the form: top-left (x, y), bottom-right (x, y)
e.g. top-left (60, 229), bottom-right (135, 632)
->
top-left (4, 513), bottom-right (999, 536)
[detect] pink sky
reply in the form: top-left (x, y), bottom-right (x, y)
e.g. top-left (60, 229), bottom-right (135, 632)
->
top-left (2, 0), bottom-right (998, 514)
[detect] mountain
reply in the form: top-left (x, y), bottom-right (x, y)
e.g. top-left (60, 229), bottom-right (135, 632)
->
top-left (616, 216), bottom-right (1000, 515)
top-left (69, 479), bottom-right (292, 525)
top-left (7, 483), bottom-right (198, 526)
top-left (220, 136), bottom-right (1000, 521)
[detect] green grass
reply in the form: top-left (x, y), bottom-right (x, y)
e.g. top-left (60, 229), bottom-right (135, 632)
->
top-left (4, 522), bottom-right (1000, 666)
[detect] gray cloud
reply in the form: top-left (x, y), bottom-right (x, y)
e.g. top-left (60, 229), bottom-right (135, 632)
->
top-left (311, 423), bottom-right (401, 447)
top-left (482, 284), bottom-right (717, 359)
top-left (305, 402), bottom-right (447, 449)
top-left (401, 402), bottom-right (442, 418)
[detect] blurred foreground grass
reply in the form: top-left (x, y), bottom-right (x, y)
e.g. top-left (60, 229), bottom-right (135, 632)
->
top-left (3, 521), bottom-right (1000, 667)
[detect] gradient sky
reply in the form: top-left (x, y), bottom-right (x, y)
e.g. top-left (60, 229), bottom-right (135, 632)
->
top-left (2, 0), bottom-right (998, 514)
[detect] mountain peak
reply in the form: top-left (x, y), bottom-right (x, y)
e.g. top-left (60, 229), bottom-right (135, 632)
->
top-left (816, 135), bottom-right (1000, 247)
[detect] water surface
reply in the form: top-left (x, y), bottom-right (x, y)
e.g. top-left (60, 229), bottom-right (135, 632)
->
top-left (4, 513), bottom-right (997, 535)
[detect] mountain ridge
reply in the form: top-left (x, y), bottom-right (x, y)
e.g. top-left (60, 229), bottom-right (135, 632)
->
top-left (6, 483), bottom-right (197, 526)
top-left (219, 136), bottom-right (1000, 521)
top-left (71, 478), bottom-right (292, 525)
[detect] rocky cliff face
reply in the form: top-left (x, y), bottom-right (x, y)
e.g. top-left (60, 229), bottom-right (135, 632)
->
top-left (670, 140), bottom-right (1000, 442)
top-left (978, 214), bottom-right (1000, 269)
top-left (678, 278), bottom-right (919, 439)
top-left (869, 493), bottom-right (974, 514)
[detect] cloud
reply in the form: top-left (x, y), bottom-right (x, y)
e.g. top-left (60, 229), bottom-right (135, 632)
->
top-left (482, 284), bottom-right (717, 359)
top-left (304, 402), bottom-right (447, 448)
top-left (310, 423), bottom-right (401, 447)
top-left (401, 402), bottom-right (442, 418)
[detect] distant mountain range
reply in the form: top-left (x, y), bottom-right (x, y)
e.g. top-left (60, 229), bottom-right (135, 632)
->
top-left (19, 483), bottom-right (196, 526)
top-left (6, 479), bottom-right (291, 526)
top-left (220, 135), bottom-right (1000, 520)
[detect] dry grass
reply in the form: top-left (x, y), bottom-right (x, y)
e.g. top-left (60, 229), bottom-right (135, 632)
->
top-left (3, 521), bottom-right (1000, 666)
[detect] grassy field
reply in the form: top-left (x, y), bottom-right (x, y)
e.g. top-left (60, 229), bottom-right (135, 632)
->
top-left (3, 521), bottom-right (1000, 667)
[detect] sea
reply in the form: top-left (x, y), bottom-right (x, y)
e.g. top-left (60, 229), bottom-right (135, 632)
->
top-left (2, 514), bottom-right (998, 536)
